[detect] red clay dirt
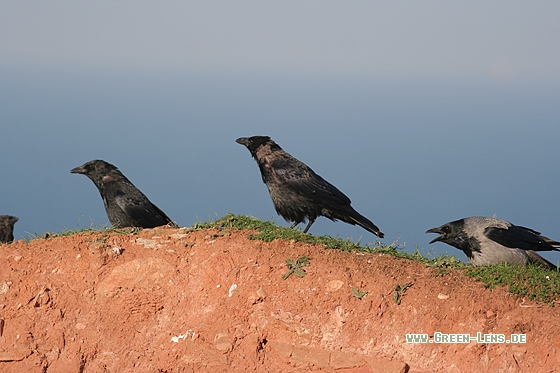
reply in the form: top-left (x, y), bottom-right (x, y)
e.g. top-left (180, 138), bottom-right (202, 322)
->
top-left (0, 226), bottom-right (559, 373)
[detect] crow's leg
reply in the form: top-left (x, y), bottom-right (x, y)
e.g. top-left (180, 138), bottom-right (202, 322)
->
top-left (302, 218), bottom-right (316, 233)
top-left (290, 222), bottom-right (299, 229)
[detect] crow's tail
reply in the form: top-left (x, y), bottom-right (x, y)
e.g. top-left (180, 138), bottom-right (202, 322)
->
top-left (338, 207), bottom-right (384, 238)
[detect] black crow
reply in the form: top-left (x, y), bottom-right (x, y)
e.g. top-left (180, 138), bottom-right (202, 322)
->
top-left (236, 136), bottom-right (384, 237)
top-left (0, 215), bottom-right (18, 243)
top-left (426, 216), bottom-right (559, 268)
top-left (71, 160), bottom-right (173, 229)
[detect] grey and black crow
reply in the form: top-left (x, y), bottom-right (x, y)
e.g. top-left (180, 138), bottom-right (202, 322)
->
top-left (426, 216), bottom-right (560, 268)
top-left (236, 136), bottom-right (384, 237)
top-left (71, 160), bottom-right (173, 229)
top-left (0, 215), bottom-right (18, 243)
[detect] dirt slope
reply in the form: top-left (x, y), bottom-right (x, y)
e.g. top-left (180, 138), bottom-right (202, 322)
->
top-left (0, 227), bottom-right (559, 373)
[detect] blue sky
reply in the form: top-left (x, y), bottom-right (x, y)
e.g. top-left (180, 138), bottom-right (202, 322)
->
top-left (1, 2), bottom-right (560, 264)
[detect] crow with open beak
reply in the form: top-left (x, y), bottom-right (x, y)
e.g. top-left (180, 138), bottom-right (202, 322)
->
top-left (427, 216), bottom-right (559, 268)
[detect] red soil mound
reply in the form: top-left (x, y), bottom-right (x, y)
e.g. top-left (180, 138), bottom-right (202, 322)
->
top-left (0, 227), bottom-right (558, 372)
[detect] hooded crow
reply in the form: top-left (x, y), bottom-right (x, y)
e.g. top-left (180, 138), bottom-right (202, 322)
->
top-left (236, 136), bottom-right (384, 237)
top-left (71, 160), bottom-right (173, 229)
top-left (426, 216), bottom-right (559, 268)
top-left (0, 215), bottom-right (18, 243)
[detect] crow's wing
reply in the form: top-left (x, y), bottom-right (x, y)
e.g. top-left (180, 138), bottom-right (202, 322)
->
top-left (271, 157), bottom-right (351, 206)
top-left (115, 191), bottom-right (171, 227)
top-left (484, 225), bottom-right (560, 252)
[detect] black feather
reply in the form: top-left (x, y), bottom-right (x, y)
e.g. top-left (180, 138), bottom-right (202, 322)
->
top-left (484, 225), bottom-right (560, 252)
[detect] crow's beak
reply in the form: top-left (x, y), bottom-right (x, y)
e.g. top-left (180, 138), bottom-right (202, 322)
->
top-left (235, 137), bottom-right (249, 146)
top-left (70, 165), bottom-right (86, 174)
top-left (426, 227), bottom-right (445, 244)
top-left (11, 216), bottom-right (19, 224)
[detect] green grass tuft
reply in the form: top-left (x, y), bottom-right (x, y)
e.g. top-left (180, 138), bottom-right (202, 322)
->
top-left (393, 282), bottom-right (412, 305)
top-left (23, 225), bottom-right (141, 242)
top-left (465, 264), bottom-right (560, 305)
top-left (193, 213), bottom-right (397, 253)
top-left (283, 256), bottom-right (310, 280)
top-left (352, 287), bottom-right (368, 299)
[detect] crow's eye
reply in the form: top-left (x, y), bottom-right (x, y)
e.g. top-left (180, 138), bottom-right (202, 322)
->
top-left (442, 226), bottom-right (451, 234)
